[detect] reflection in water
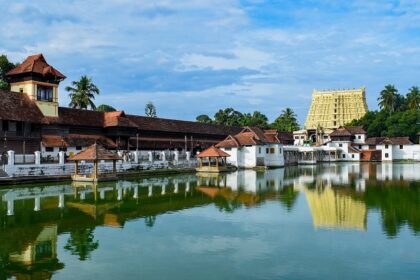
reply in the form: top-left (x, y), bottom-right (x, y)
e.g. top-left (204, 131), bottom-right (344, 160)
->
top-left (0, 163), bottom-right (419, 278)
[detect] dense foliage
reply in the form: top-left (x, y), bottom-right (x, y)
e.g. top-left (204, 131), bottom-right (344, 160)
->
top-left (348, 84), bottom-right (420, 143)
top-left (196, 107), bottom-right (299, 132)
top-left (95, 104), bottom-right (117, 112)
top-left (0, 54), bottom-right (18, 90)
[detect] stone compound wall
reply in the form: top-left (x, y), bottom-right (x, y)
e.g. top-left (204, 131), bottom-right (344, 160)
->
top-left (3, 150), bottom-right (198, 178)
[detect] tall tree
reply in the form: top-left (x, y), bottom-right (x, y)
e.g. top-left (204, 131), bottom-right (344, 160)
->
top-left (214, 108), bottom-right (243, 126)
top-left (95, 104), bottom-right (116, 112)
top-left (240, 111), bottom-right (269, 128)
top-left (406, 86), bottom-right (420, 110)
top-left (271, 108), bottom-right (300, 132)
top-left (378, 84), bottom-right (398, 114)
top-left (196, 114), bottom-right (213, 124)
top-left (145, 101), bottom-right (157, 117)
top-left (0, 54), bottom-right (17, 90)
top-left (66, 76), bottom-right (100, 110)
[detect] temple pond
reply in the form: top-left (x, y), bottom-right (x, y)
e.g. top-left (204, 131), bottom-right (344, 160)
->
top-left (1, 162), bottom-right (420, 279)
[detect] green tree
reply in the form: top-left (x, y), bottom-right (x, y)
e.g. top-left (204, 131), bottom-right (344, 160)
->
top-left (214, 108), bottom-right (243, 126)
top-left (66, 76), bottom-right (100, 110)
top-left (196, 114), bottom-right (213, 124)
top-left (406, 86), bottom-right (420, 110)
top-left (64, 228), bottom-right (99, 261)
top-left (378, 84), bottom-right (398, 114)
top-left (145, 101), bottom-right (157, 117)
top-left (240, 111), bottom-right (269, 128)
top-left (271, 108), bottom-right (300, 132)
top-left (0, 54), bottom-right (17, 90)
top-left (95, 104), bottom-right (116, 112)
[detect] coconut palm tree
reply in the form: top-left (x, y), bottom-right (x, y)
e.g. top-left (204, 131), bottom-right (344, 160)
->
top-left (378, 84), bottom-right (398, 113)
top-left (406, 86), bottom-right (420, 110)
top-left (66, 76), bottom-right (100, 110)
top-left (272, 108), bottom-right (299, 132)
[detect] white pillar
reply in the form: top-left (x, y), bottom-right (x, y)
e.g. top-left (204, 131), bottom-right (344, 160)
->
top-left (34, 196), bottom-right (41, 211)
top-left (58, 194), bottom-right (65, 208)
top-left (161, 151), bottom-right (166, 162)
top-left (134, 151), bottom-right (139, 163)
top-left (7, 199), bottom-right (14, 216)
top-left (148, 151), bottom-right (153, 162)
top-left (80, 191), bottom-right (86, 200)
top-left (133, 186), bottom-right (139, 199)
top-left (117, 188), bottom-right (123, 201)
top-left (34, 151), bottom-right (41, 165)
top-left (161, 184), bottom-right (166, 195)
top-left (174, 181), bottom-right (179, 193)
top-left (7, 150), bottom-right (14, 166)
top-left (148, 185), bottom-right (153, 197)
top-left (186, 151), bottom-right (191, 161)
top-left (174, 151), bottom-right (179, 162)
top-left (59, 151), bottom-right (65, 165)
top-left (186, 181), bottom-right (190, 192)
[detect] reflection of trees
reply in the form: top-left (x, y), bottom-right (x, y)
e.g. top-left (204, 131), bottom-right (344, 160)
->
top-left (363, 182), bottom-right (420, 238)
top-left (64, 227), bottom-right (99, 261)
top-left (278, 186), bottom-right (299, 212)
top-left (145, 216), bottom-right (156, 227)
top-left (213, 197), bottom-right (242, 213)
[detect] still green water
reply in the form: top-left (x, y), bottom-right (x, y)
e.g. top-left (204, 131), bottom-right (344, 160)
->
top-left (1, 163), bottom-right (419, 280)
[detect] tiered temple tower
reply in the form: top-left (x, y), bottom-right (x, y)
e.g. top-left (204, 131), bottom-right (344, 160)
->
top-left (6, 54), bottom-right (66, 117)
top-left (304, 87), bottom-right (368, 131)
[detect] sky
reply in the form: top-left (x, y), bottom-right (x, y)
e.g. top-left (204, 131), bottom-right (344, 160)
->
top-left (1, 0), bottom-right (420, 125)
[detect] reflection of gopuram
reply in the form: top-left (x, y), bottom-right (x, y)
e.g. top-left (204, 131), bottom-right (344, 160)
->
top-left (305, 187), bottom-right (367, 231)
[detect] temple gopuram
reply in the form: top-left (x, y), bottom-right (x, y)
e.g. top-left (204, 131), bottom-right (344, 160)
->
top-left (304, 87), bottom-right (368, 131)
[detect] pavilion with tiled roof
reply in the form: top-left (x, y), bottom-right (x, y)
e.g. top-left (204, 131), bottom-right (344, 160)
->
top-left (69, 143), bottom-right (121, 182)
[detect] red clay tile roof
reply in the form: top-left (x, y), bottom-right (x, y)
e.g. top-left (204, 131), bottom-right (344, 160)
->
top-left (0, 90), bottom-right (45, 123)
top-left (6, 54), bottom-right (66, 79)
top-left (45, 107), bottom-right (105, 127)
top-left (365, 137), bottom-right (412, 145)
top-left (42, 134), bottom-right (116, 148)
top-left (197, 146), bottom-right (231, 158)
top-left (127, 115), bottom-right (241, 136)
top-left (69, 143), bottom-right (121, 161)
top-left (216, 127), bottom-right (283, 148)
top-left (103, 111), bottom-right (138, 128)
top-left (330, 126), bottom-right (365, 137)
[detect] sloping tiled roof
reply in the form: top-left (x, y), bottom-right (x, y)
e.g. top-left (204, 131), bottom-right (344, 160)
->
top-left (0, 90), bottom-right (45, 123)
top-left (44, 107), bottom-right (104, 127)
top-left (127, 115), bottom-right (242, 136)
top-left (69, 143), bottom-right (121, 161)
top-left (347, 126), bottom-right (365, 135)
top-left (216, 127), bottom-right (283, 148)
top-left (103, 111), bottom-right (138, 128)
top-left (197, 146), bottom-right (231, 158)
top-left (330, 127), bottom-right (351, 137)
top-left (42, 134), bottom-right (116, 148)
top-left (6, 54), bottom-right (66, 79)
top-left (365, 137), bottom-right (413, 145)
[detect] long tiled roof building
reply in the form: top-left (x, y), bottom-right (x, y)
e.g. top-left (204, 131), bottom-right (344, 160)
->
top-left (0, 54), bottom-right (243, 155)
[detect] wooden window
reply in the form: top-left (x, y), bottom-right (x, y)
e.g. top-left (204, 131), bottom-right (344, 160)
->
top-left (37, 85), bottom-right (54, 102)
top-left (45, 147), bottom-right (54, 152)
top-left (270, 148), bottom-right (275, 154)
top-left (399, 145), bottom-right (403, 149)
top-left (385, 153), bottom-right (389, 158)
top-left (76, 146), bottom-right (82, 151)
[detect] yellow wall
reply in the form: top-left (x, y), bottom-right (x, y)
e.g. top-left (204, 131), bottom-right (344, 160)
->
top-left (304, 87), bottom-right (368, 130)
top-left (10, 80), bottom-right (59, 117)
